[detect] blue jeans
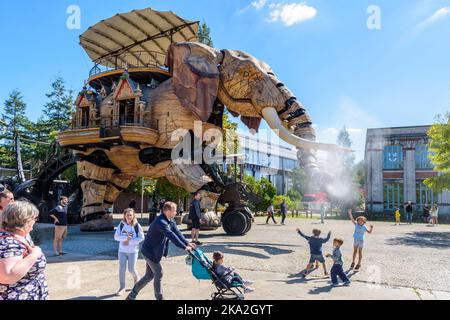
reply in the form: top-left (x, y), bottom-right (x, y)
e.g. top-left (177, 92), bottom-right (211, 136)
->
top-left (129, 257), bottom-right (164, 300)
top-left (118, 252), bottom-right (139, 290)
top-left (331, 264), bottom-right (350, 284)
top-left (406, 213), bottom-right (413, 224)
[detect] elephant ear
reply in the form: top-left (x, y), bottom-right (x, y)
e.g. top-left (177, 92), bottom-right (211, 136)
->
top-left (166, 43), bottom-right (221, 122)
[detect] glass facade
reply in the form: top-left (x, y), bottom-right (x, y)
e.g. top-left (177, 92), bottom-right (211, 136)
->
top-left (415, 144), bottom-right (433, 169)
top-left (416, 182), bottom-right (435, 209)
top-left (383, 182), bottom-right (404, 211)
top-left (383, 145), bottom-right (403, 169)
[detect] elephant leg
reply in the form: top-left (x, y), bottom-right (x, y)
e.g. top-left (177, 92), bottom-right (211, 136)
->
top-left (77, 161), bottom-right (134, 231)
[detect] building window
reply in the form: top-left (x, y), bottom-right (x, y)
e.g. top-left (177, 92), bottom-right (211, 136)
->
top-left (416, 182), bottom-right (434, 209)
top-left (383, 145), bottom-right (403, 170)
top-left (415, 144), bottom-right (433, 169)
top-left (383, 182), bottom-right (404, 211)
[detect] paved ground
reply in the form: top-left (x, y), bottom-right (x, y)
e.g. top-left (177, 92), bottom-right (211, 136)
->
top-left (38, 216), bottom-right (450, 300)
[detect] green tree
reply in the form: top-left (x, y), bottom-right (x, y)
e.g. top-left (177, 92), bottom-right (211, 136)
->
top-left (287, 167), bottom-right (306, 201)
top-left (198, 21), bottom-right (214, 47)
top-left (0, 90), bottom-right (33, 170)
top-left (243, 175), bottom-right (277, 212)
top-left (354, 160), bottom-right (366, 188)
top-left (337, 126), bottom-right (355, 167)
top-left (41, 77), bottom-right (75, 132)
top-left (125, 177), bottom-right (157, 197)
top-left (155, 178), bottom-right (190, 205)
top-left (425, 113), bottom-right (450, 192)
top-left (274, 195), bottom-right (295, 211)
top-left (222, 110), bottom-right (239, 157)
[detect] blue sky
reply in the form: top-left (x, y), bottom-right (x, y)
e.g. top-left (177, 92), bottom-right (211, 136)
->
top-left (0, 0), bottom-right (449, 161)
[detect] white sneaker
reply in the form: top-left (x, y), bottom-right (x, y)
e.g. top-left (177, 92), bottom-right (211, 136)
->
top-left (243, 280), bottom-right (255, 285)
top-left (115, 289), bottom-right (125, 296)
top-left (244, 287), bottom-right (254, 293)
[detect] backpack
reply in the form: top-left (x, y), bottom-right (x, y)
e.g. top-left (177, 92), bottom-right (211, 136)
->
top-left (119, 222), bottom-right (140, 237)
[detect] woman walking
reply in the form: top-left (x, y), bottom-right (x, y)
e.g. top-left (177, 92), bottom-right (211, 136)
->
top-left (114, 208), bottom-right (145, 296)
top-left (0, 201), bottom-right (48, 300)
top-left (266, 204), bottom-right (278, 224)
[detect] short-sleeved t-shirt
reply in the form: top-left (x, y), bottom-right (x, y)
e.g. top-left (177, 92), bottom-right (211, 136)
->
top-left (353, 224), bottom-right (369, 241)
top-left (0, 232), bottom-right (48, 300)
top-left (52, 205), bottom-right (68, 226)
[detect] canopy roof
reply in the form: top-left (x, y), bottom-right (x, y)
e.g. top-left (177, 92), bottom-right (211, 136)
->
top-left (79, 8), bottom-right (199, 69)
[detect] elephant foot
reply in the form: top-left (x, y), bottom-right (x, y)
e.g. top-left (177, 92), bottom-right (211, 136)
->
top-left (182, 211), bottom-right (222, 231)
top-left (80, 214), bottom-right (114, 232)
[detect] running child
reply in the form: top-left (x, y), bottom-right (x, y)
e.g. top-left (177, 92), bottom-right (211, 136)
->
top-left (296, 228), bottom-right (331, 277)
top-left (212, 251), bottom-right (255, 293)
top-left (348, 209), bottom-right (374, 270)
top-left (326, 238), bottom-right (351, 286)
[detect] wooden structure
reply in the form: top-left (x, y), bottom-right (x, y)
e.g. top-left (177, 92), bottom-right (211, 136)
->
top-left (58, 8), bottom-right (331, 233)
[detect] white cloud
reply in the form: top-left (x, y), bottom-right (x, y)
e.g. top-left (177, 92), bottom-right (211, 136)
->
top-left (268, 2), bottom-right (317, 27)
top-left (417, 6), bottom-right (450, 30)
top-left (251, 0), bottom-right (267, 10)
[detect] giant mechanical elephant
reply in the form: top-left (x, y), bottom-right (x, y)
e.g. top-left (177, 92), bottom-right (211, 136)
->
top-left (59, 42), bottom-right (339, 232)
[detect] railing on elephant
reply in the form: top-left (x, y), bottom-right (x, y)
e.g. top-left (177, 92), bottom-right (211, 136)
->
top-left (89, 51), bottom-right (168, 78)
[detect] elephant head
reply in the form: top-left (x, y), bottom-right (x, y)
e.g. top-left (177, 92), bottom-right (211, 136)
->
top-left (166, 42), bottom-right (340, 154)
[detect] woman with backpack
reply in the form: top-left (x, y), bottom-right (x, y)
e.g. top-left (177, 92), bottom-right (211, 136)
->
top-left (114, 208), bottom-right (145, 296)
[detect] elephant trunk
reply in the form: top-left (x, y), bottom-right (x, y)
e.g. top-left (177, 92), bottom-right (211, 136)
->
top-left (261, 106), bottom-right (338, 192)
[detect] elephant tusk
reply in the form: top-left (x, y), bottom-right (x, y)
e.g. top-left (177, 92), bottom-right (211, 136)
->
top-left (261, 107), bottom-right (351, 152)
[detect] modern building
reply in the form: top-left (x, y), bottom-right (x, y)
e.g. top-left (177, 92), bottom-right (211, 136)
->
top-left (238, 132), bottom-right (299, 195)
top-left (365, 125), bottom-right (449, 215)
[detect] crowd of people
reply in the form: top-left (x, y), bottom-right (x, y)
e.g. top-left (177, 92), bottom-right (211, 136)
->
top-left (393, 201), bottom-right (440, 227)
top-left (0, 185), bottom-right (445, 300)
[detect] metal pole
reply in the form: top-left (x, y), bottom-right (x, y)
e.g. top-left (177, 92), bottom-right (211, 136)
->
top-left (141, 178), bottom-right (144, 220)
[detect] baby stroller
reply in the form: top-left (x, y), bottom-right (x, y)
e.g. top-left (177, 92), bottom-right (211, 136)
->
top-left (186, 249), bottom-right (245, 300)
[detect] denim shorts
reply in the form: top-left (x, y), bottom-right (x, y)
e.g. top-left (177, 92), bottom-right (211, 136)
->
top-left (353, 239), bottom-right (364, 249)
top-left (309, 254), bottom-right (325, 264)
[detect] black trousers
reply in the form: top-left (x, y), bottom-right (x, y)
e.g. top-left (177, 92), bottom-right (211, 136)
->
top-left (266, 214), bottom-right (277, 224)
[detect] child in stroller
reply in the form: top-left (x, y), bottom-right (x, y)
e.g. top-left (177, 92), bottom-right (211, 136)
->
top-left (212, 251), bottom-right (255, 293)
top-left (187, 249), bottom-right (254, 300)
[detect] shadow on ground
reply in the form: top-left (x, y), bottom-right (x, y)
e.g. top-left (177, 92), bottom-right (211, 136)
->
top-left (386, 231), bottom-right (450, 249)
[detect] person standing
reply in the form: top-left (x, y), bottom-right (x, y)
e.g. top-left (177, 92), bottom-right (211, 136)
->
top-left (158, 199), bottom-right (166, 215)
top-left (126, 202), bottom-right (196, 300)
top-left (128, 199), bottom-right (137, 210)
top-left (423, 204), bottom-right (430, 224)
top-left (114, 208), bottom-right (145, 296)
top-left (280, 200), bottom-right (287, 225)
top-left (189, 192), bottom-right (202, 245)
top-left (266, 204), bottom-right (277, 224)
top-left (0, 190), bottom-right (14, 216)
top-left (394, 207), bottom-right (401, 226)
top-left (0, 201), bottom-right (48, 300)
top-left (404, 201), bottom-right (413, 225)
top-left (430, 204), bottom-right (439, 226)
top-left (49, 196), bottom-right (69, 256)
top-left (326, 238), bottom-right (351, 287)
top-left (348, 209), bottom-right (374, 271)
top-left (320, 203), bottom-right (327, 224)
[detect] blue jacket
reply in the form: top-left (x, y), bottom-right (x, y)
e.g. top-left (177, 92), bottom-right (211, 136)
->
top-left (298, 230), bottom-right (331, 255)
top-left (189, 199), bottom-right (202, 220)
top-left (141, 213), bottom-right (189, 263)
top-left (281, 202), bottom-right (287, 214)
